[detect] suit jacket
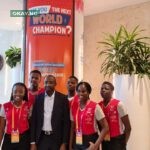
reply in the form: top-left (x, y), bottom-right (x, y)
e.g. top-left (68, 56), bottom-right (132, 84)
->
top-left (30, 91), bottom-right (70, 146)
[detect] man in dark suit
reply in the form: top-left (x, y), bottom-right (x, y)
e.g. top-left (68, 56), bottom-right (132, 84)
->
top-left (30, 75), bottom-right (70, 150)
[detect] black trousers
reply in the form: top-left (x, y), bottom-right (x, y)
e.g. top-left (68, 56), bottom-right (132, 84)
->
top-left (102, 134), bottom-right (126, 150)
top-left (37, 132), bottom-right (61, 150)
top-left (2, 130), bottom-right (30, 150)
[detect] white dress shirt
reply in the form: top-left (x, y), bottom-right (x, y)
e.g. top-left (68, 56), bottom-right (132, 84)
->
top-left (42, 91), bottom-right (55, 131)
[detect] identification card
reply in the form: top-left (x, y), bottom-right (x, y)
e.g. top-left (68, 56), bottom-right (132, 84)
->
top-left (11, 130), bottom-right (20, 143)
top-left (76, 131), bottom-right (83, 145)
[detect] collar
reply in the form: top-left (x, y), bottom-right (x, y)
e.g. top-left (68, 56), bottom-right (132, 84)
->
top-left (45, 91), bottom-right (55, 98)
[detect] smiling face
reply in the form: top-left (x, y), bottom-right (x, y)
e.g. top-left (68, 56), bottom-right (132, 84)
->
top-left (77, 84), bottom-right (89, 102)
top-left (12, 85), bottom-right (25, 102)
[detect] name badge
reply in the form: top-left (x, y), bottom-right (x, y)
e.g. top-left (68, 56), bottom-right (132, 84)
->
top-left (11, 130), bottom-right (20, 143)
top-left (76, 131), bottom-right (83, 145)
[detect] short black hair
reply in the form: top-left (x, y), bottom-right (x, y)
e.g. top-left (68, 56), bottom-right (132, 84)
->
top-left (10, 82), bottom-right (28, 101)
top-left (30, 69), bottom-right (42, 77)
top-left (45, 74), bottom-right (56, 84)
top-left (68, 76), bottom-right (78, 83)
top-left (76, 81), bottom-right (92, 94)
top-left (102, 81), bottom-right (114, 91)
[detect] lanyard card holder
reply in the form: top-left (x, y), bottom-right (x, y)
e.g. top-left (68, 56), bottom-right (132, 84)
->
top-left (11, 130), bottom-right (20, 143)
top-left (11, 104), bottom-right (23, 143)
top-left (76, 131), bottom-right (83, 145)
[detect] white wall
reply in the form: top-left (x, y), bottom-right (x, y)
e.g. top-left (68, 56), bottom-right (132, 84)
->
top-left (74, 11), bottom-right (83, 81)
top-left (0, 30), bottom-right (23, 104)
top-left (84, 1), bottom-right (150, 100)
top-left (74, 1), bottom-right (84, 81)
top-left (113, 75), bottom-right (150, 150)
top-left (0, 0), bottom-right (24, 104)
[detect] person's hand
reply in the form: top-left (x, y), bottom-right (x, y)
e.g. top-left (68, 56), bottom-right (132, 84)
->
top-left (30, 143), bottom-right (37, 150)
top-left (87, 142), bottom-right (95, 150)
top-left (60, 143), bottom-right (66, 150)
top-left (87, 142), bottom-right (99, 150)
top-left (69, 144), bottom-right (73, 150)
top-left (69, 147), bottom-right (73, 150)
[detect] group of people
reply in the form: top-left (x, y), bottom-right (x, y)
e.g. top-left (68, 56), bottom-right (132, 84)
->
top-left (0, 70), bottom-right (131, 150)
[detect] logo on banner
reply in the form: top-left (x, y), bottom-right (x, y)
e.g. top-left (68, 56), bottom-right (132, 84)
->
top-left (29, 5), bottom-right (72, 36)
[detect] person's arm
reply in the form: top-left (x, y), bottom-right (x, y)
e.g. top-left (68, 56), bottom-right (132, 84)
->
top-left (0, 117), bottom-right (5, 145)
top-left (89, 118), bottom-right (108, 150)
top-left (61, 96), bottom-right (70, 150)
top-left (0, 105), bottom-right (6, 145)
top-left (121, 115), bottom-right (131, 144)
top-left (30, 97), bottom-right (38, 150)
top-left (69, 105), bottom-right (75, 150)
top-left (60, 143), bottom-right (66, 150)
top-left (69, 121), bottom-right (75, 150)
top-left (88, 105), bottom-right (109, 150)
top-left (118, 102), bottom-right (131, 144)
